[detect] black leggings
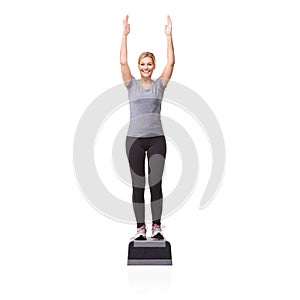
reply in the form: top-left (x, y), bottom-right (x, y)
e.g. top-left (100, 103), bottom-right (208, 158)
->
top-left (125, 135), bottom-right (167, 228)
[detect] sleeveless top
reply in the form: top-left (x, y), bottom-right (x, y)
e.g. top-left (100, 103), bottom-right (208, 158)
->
top-left (126, 77), bottom-right (165, 138)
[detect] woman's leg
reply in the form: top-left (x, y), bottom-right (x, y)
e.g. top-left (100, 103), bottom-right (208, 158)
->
top-left (125, 137), bottom-right (146, 228)
top-left (147, 136), bottom-right (167, 226)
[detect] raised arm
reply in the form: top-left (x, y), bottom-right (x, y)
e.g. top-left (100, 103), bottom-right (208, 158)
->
top-left (120, 15), bottom-right (132, 86)
top-left (161, 15), bottom-right (175, 87)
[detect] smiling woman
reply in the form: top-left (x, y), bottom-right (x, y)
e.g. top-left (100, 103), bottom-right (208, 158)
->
top-left (138, 52), bottom-right (156, 88)
top-left (120, 15), bottom-right (175, 240)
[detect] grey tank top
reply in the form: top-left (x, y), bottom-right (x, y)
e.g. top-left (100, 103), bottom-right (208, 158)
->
top-left (126, 77), bottom-right (165, 137)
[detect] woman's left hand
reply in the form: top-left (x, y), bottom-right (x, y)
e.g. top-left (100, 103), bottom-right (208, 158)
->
top-left (165, 15), bottom-right (172, 36)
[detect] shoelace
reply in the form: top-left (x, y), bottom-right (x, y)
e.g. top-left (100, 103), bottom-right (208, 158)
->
top-left (152, 224), bottom-right (165, 231)
top-left (136, 225), bottom-right (147, 233)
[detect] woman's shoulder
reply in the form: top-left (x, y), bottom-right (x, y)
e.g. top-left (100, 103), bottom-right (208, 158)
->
top-left (153, 77), bottom-right (165, 90)
top-left (126, 76), bottom-right (137, 89)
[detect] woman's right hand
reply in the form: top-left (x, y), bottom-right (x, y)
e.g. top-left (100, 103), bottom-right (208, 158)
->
top-left (123, 15), bottom-right (130, 36)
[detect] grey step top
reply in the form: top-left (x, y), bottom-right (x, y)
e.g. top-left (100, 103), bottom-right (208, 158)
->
top-left (130, 237), bottom-right (167, 247)
top-left (128, 259), bottom-right (172, 265)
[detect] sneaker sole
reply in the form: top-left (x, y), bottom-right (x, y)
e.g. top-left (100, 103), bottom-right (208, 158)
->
top-left (151, 233), bottom-right (164, 240)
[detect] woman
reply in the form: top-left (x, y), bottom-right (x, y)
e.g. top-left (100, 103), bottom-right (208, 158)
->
top-left (120, 15), bottom-right (175, 240)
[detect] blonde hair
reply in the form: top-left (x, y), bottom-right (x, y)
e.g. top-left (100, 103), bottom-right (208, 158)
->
top-left (138, 52), bottom-right (156, 67)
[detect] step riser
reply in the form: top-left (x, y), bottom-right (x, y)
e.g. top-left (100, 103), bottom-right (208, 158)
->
top-left (127, 238), bottom-right (172, 265)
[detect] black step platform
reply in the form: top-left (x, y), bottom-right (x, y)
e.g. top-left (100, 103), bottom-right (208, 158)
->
top-left (127, 238), bottom-right (172, 265)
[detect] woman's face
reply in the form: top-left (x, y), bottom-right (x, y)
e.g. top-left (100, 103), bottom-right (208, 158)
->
top-left (138, 57), bottom-right (155, 78)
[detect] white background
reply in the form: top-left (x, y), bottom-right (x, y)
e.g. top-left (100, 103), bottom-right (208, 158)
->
top-left (1, 0), bottom-right (300, 299)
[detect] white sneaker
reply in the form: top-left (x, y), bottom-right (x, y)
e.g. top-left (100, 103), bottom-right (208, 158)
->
top-left (151, 224), bottom-right (164, 239)
top-left (134, 225), bottom-right (147, 240)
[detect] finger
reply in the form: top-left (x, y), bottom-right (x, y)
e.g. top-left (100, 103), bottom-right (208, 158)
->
top-left (167, 15), bottom-right (172, 25)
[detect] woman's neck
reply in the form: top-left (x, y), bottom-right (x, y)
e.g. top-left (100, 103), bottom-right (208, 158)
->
top-left (141, 77), bottom-right (152, 83)
top-left (140, 77), bottom-right (152, 89)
